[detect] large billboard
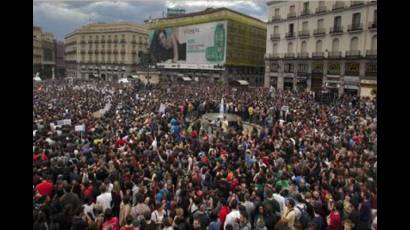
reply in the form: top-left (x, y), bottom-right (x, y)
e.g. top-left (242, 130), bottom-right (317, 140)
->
top-left (148, 21), bottom-right (227, 69)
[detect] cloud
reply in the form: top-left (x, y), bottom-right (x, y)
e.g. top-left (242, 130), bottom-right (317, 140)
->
top-left (33, 0), bottom-right (267, 40)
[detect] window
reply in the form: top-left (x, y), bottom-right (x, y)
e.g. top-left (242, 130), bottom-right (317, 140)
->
top-left (371, 35), bottom-right (377, 50)
top-left (275, 8), bottom-right (280, 16)
top-left (332, 38), bottom-right (339, 51)
top-left (273, 43), bottom-right (278, 54)
top-left (350, 37), bottom-right (359, 50)
top-left (288, 42), bottom-right (294, 53)
top-left (289, 23), bottom-right (294, 33)
top-left (301, 41), bottom-right (307, 53)
top-left (290, 5), bottom-right (295, 13)
top-left (316, 40), bottom-right (323, 52)
top-left (274, 26), bottom-right (279, 34)
top-left (334, 16), bottom-right (342, 29)
top-left (302, 21), bottom-right (309, 31)
top-left (374, 10), bottom-right (377, 24)
top-left (319, 1), bottom-right (325, 8)
top-left (303, 2), bottom-right (309, 11)
top-left (352, 13), bottom-right (361, 27)
top-left (317, 19), bottom-right (324, 29)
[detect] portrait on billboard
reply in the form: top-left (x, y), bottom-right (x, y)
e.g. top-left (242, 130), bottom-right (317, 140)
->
top-left (150, 28), bottom-right (186, 63)
top-left (148, 21), bottom-right (227, 67)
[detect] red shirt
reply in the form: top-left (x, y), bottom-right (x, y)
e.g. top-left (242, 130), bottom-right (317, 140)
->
top-left (83, 185), bottom-right (93, 199)
top-left (36, 180), bottom-right (53, 197)
top-left (218, 206), bottom-right (230, 224)
top-left (120, 226), bottom-right (134, 230)
top-left (327, 211), bottom-right (341, 230)
top-left (102, 217), bottom-right (119, 230)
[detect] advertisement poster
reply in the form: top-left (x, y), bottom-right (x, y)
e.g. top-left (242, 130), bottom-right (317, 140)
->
top-left (148, 21), bottom-right (227, 67)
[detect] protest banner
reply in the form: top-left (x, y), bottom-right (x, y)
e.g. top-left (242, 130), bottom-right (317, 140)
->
top-left (75, 124), bottom-right (85, 132)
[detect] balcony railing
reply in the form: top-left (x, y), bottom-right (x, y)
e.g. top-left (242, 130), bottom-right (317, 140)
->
top-left (120, 39), bottom-right (126, 44)
top-left (80, 41), bottom-right (86, 44)
top-left (328, 51), bottom-right (342, 58)
top-left (312, 52), bottom-right (324, 58)
top-left (368, 22), bottom-right (377, 30)
top-left (88, 41), bottom-right (93, 44)
top-left (113, 39), bottom-right (119, 43)
top-left (284, 53), bottom-right (295, 59)
top-left (88, 50), bottom-right (93, 54)
top-left (101, 39), bottom-right (105, 43)
top-left (330, 26), bottom-right (344, 35)
top-left (80, 50), bottom-right (86, 54)
top-left (270, 34), bottom-right (281, 41)
top-left (313, 28), bottom-right (326, 36)
top-left (271, 15), bottom-right (282, 22)
top-left (265, 54), bottom-right (281, 59)
top-left (366, 50), bottom-right (377, 57)
top-left (120, 50), bottom-right (126, 54)
top-left (345, 50), bottom-right (361, 58)
top-left (287, 12), bottom-right (296, 19)
top-left (298, 52), bottom-right (309, 58)
top-left (298, 30), bottom-right (310, 38)
top-left (350, 1), bottom-right (364, 7)
top-left (107, 40), bottom-right (112, 43)
top-left (101, 50), bottom-right (105, 54)
top-left (332, 2), bottom-right (345, 11)
top-left (94, 40), bottom-right (99, 44)
top-left (113, 50), bottom-right (118, 54)
top-left (300, 9), bottom-right (312, 16)
top-left (316, 6), bottom-right (327, 14)
top-left (348, 24), bottom-right (363, 32)
top-left (285, 32), bottom-right (296, 39)
top-left (131, 40), bottom-right (137, 44)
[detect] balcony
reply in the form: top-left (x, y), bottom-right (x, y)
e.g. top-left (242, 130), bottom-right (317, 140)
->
top-left (80, 40), bottom-right (86, 44)
top-left (113, 39), bottom-right (119, 43)
top-left (315, 6), bottom-right (327, 14)
top-left (131, 40), bottom-right (137, 44)
top-left (284, 53), bottom-right (295, 59)
top-left (345, 50), bottom-right (361, 58)
top-left (271, 15), bottom-right (282, 22)
top-left (312, 52), bottom-right (324, 59)
top-left (120, 50), bottom-right (126, 54)
top-left (332, 2), bottom-right (345, 11)
top-left (113, 50), bottom-right (118, 54)
top-left (287, 12), bottom-right (296, 19)
top-left (88, 50), bottom-right (93, 54)
top-left (298, 30), bottom-right (310, 38)
top-left (348, 24), bottom-right (363, 33)
top-left (120, 39), bottom-right (126, 44)
top-left (270, 33), bottom-right (281, 41)
top-left (94, 50), bottom-right (99, 54)
top-left (298, 52), bottom-right (309, 59)
top-left (350, 1), bottom-right (364, 8)
top-left (101, 50), bottom-right (105, 54)
top-left (107, 40), bottom-right (112, 43)
top-left (329, 26), bottom-right (344, 35)
top-left (313, 28), bottom-right (326, 37)
top-left (80, 50), bottom-right (86, 54)
top-left (106, 50), bottom-right (112, 54)
top-left (368, 21), bottom-right (377, 30)
top-left (88, 40), bottom-right (93, 44)
top-left (328, 51), bottom-right (342, 58)
top-left (94, 40), bottom-right (99, 44)
top-left (285, 32), bottom-right (296, 39)
top-left (366, 50), bottom-right (377, 58)
top-left (101, 39), bottom-right (105, 43)
top-left (300, 9), bottom-right (312, 17)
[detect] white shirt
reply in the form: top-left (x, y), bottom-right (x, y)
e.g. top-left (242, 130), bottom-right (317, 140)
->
top-left (83, 203), bottom-right (95, 219)
top-left (96, 192), bottom-right (112, 212)
top-left (273, 193), bottom-right (286, 214)
top-left (224, 209), bottom-right (240, 229)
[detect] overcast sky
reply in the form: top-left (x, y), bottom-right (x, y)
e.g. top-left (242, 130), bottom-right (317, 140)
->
top-left (33, 0), bottom-right (268, 41)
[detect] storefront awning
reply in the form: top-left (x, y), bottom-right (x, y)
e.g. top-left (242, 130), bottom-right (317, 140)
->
top-left (237, 80), bottom-right (249, 86)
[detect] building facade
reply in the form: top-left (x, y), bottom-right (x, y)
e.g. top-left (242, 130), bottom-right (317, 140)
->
top-left (54, 41), bottom-right (65, 78)
top-left (146, 8), bottom-right (266, 85)
top-left (33, 26), bottom-right (56, 79)
top-left (64, 22), bottom-right (149, 80)
top-left (265, 1), bottom-right (377, 97)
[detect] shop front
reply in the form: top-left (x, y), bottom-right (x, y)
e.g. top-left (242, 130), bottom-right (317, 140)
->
top-left (360, 79), bottom-right (377, 98)
top-left (343, 76), bottom-right (360, 96)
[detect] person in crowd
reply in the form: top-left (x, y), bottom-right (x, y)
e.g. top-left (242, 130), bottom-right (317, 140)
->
top-left (33, 80), bottom-right (377, 230)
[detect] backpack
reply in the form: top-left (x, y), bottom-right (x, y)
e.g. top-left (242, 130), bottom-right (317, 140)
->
top-left (296, 206), bottom-right (311, 229)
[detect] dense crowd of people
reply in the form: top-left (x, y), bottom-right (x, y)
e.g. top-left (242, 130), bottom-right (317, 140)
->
top-left (33, 79), bottom-right (377, 230)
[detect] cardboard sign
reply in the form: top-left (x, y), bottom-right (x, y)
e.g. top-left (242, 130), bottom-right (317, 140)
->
top-left (75, 124), bottom-right (85, 132)
top-left (57, 119), bottom-right (71, 126)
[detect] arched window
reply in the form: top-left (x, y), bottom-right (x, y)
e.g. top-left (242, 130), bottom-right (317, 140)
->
top-left (316, 40), bottom-right (323, 52)
top-left (350, 37), bottom-right (359, 51)
top-left (273, 43), bottom-right (278, 54)
top-left (371, 35), bottom-right (377, 51)
top-left (288, 42), bottom-right (293, 53)
top-left (332, 38), bottom-right (339, 52)
top-left (301, 41), bottom-right (307, 53)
